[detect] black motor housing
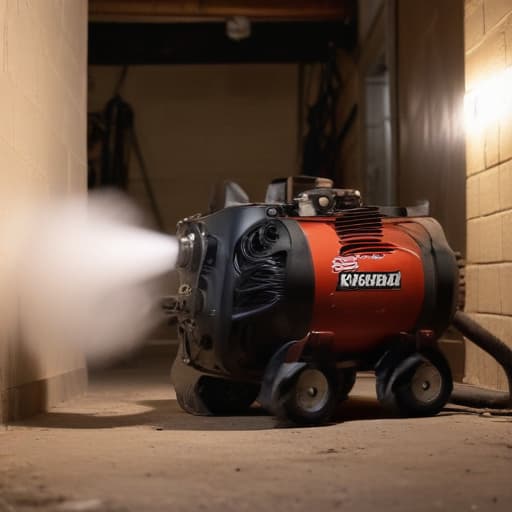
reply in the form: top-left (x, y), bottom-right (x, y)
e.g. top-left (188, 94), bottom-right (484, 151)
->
top-left (170, 205), bottom-right (314, 383)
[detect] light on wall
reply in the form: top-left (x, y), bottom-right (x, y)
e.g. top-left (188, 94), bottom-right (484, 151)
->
top-left (464, 66), bottom-right (512, 132)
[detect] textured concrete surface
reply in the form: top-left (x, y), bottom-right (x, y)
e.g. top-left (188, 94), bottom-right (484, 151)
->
top-left (1, 352), bottom-right (512, 512)
top-left (0, 0), bottom-right (88, 422)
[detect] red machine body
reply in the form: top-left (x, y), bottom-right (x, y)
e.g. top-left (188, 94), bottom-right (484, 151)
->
top-left (169, 180), bottom-right (460, 424)
top-left (299, 217), bottom-right (424, 353)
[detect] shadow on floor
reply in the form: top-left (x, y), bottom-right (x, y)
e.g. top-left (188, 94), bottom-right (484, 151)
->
top-left (14, 397), bottom-right (273, 431)
top-left (11, 348), bottom-right (480, 431)
top-left (13, 394), bottom-right (468, 431)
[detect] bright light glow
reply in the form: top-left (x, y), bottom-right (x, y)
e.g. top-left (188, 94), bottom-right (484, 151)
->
top-left (464, 66), bottom-right (512, 132)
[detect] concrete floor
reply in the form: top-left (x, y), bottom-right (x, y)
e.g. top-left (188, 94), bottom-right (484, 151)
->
top-left (1, 351), bottom-right (512, 512)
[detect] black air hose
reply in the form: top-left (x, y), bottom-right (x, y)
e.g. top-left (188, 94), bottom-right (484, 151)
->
top-left (450, 310), bottom-right (512, 408)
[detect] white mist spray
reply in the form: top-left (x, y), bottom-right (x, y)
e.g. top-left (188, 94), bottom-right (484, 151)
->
top-left (18, 191), bottom-right (178, 365)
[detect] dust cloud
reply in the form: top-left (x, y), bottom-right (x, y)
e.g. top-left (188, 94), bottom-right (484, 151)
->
top-left (17, 191), bottom-right (178, 365)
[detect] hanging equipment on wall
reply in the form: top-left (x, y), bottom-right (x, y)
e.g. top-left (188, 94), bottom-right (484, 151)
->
top-left (301, 43), bottom-right (342, 180)
top-left (87, 67), bottom-right (165, 231)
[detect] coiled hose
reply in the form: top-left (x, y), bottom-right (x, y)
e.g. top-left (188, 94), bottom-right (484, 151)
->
top-left (450, 310), bottom-right (512, 408)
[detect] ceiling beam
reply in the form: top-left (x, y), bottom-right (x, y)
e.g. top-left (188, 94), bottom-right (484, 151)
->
top-left (89, 0), bottom-right (356, 22)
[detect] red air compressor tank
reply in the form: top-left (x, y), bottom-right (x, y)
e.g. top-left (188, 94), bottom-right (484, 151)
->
top-left (168, 186), bottom-right (459, 425)
top-left (299, 214), bottom-right (426, 354)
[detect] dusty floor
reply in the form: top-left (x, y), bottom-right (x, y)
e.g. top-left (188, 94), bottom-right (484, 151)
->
top-left (1, 351), bottom-right (512, 512)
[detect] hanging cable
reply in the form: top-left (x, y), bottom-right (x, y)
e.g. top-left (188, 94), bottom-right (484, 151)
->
top-left (301, 43), bottom-right (342, 179)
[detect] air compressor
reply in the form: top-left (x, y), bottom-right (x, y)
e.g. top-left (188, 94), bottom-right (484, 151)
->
top-left (165, 176), bottom-right (512, 425)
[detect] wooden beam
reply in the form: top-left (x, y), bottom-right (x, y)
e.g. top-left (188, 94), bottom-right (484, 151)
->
top-left (89, 0), bottom-right (355, 22)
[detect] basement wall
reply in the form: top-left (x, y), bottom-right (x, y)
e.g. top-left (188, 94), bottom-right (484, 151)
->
top-left (0, 0), bottom-right (88, 422)
top-left (397, 0), bottom-right (466, 255)
top-left (464, 0), bottom-right (512, 390)
top-left (88, 64), bottom-right (298, 233)
top-left (337, 0), bottom-right (467, 254)
top-left (335, 0), bottom-right (467, 380)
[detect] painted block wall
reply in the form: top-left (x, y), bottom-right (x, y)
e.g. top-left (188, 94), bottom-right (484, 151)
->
top-left (88, 64), bottom-right (299, 234)
top-left (0, 0), bottom-right (88, 422)
top-left (464, 0), bottom-right (512, 390)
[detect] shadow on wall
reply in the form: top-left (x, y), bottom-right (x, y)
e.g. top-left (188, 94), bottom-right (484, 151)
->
top-left (7, 334), bottom-right (47, 421)
top-left (6, 336), bottom-right (87, 422)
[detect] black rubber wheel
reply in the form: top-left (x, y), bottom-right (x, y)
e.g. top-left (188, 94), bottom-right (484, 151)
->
top-left (274, 365), bottom-right (337, 426)
top-left (197, 376), bottom-right (260, 415)
top-left (171, 347), bottom-right (213, 416)
top-left (174, 381), bottom-right (203, 415)
top-left (392, 349), bottom-right (453, 417)
top-left (337, 368), bottom-right (357, 400)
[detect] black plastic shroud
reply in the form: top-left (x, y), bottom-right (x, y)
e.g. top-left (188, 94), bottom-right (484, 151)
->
top-left (175, 205), bottom-right (314, 381)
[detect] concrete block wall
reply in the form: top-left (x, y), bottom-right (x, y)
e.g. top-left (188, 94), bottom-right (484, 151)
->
top-left (0, 0), bottom-right (88, 422)
top-left (464, 0), bottom-right (512, 390)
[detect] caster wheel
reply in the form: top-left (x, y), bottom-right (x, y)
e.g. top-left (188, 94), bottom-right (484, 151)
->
top-left (171, 346), bottom-right (211, 415)
top-left (197, 376), bottom-right (260, 415)
top-left (275, 365), bottom-right (337, 426)
top-left (171, 345), bottom-right (259, 415)
top-left (175, 380), bottom-right (196, 414)
top-left (392, 349), bottom-right (453, 417)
